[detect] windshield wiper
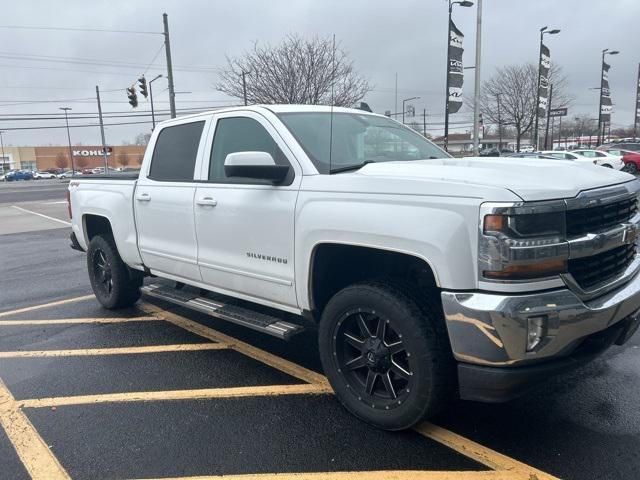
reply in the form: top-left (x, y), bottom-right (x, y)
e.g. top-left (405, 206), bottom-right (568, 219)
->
top-left (330, 160), bottom-right (376, 174)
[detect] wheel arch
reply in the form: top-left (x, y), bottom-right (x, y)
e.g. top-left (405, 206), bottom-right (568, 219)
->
top-left (307, 242), bottom-right (439, 319)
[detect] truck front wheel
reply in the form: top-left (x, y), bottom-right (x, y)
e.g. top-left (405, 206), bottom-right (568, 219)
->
top-left (318, 279), bottom-right (454, 430)
top-left (87, 235), bottom-right (142, 309)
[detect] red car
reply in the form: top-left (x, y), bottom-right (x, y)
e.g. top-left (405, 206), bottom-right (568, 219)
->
top-left (598, 148), bottom-right (640, 174)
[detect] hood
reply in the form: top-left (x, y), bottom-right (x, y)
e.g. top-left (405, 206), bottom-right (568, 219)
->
top-left (355, 157), bottom-right (635, 201)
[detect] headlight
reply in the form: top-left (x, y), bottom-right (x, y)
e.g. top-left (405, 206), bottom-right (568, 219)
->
top-left (479, 202), bottom-right (568, 282)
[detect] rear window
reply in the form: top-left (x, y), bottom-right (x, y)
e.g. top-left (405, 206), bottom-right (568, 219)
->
top-left (148, 121), bottom-right (205, 181)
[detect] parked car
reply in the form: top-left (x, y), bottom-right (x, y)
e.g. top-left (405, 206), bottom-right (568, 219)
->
top-left (33, 171), bottom-right (58, 180)
top-left (504, 153), bottom-right (557, 159)
top-left (68, 105), bottom-right (640, 431)
top-left (4, 170), bottom-right (34, 181)
top-left (57, 170), bottom-right (74, 179)
top-left (597, 147), bottom-right (640, 173)
top-left (571, 149), bottom-right (624, 169)
top-left (519, 146), bottom-right (535, 153)
top-left (601, 141), bottom-right (640, 152)
top-left (479, 147), bottom-right (514, 157)
top-left (541, 151), bottom-right (598, 165)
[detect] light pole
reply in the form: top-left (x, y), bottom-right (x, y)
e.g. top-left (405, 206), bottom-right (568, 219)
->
top-left (59, 107), bottom-right (74, 175)
top-left (444, 0), bottom-right (473, 151)
top-left (597, 48), bottom-right (619, 146)
top-left (0, 130), bottom-right (6, 172)
top-left (472, 0), bottom-right (482, 155)
top-left (533, 26), bottom-right (560, 151)
top-left (402, 96), bottom-right (420, 124)
top-left (148, 74), bottom-right (163, 130)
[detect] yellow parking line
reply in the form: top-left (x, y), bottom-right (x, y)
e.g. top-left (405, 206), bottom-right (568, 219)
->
top-left (0, 316), bottom-right (159, 326)
top-left (416, 423), bottom-right (559, 480)
top-left (0, 343), bottom-right (227, 358)
top-left (140, 302), bottom-right (328, 386)
top-left (0, 294), bottom-right (95, 318)
top-left (133, 470), bottom-right (522, 480)
top-left (0, 377), bottom-right (70, 480)
top-left (142, 302), bottom-right (557, 480)
top-left (20, 383), bottom-right (333, 408)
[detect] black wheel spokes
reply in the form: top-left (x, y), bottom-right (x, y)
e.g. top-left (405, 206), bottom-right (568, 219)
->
top-left (337, 310), bottom-right (413, 408)
top-left (94, 250), bottom-right (113, 296)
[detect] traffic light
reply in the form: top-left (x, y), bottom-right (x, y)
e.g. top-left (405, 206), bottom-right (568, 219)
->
top-left (138, 76), bottom-right (148, 98)
top-left (126, 86), bottom-right (138, 108)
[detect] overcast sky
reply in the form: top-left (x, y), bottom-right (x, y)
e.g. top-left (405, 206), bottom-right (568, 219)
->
top-left (1, 0), bottom-right (638, 147)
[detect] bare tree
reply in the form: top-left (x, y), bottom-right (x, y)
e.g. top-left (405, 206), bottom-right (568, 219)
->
top-left (134, 132), bottom-right (151, 145)
top-left (75, 156), bottom-right (88, 169)
top-left (216, 34), bottom-right (371, 106)
top-left (54, 152), bottom-right (68, 169)
top-left (118, 152), bottom-right (130, 168)
top-left (480, 63), bottom-right (571, 151)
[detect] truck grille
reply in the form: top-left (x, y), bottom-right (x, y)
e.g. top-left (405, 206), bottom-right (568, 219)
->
top-left (568, 243), bottom-right (637, 290)
top-left (566, 197), bottom-right (637, 237)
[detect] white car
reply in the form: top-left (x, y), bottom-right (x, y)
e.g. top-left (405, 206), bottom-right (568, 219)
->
top-left (33, 171), bottom-right (57, 180)
top-left (57, 170), bottom-right (74, 179)
top-left (571, 149), bottom-right (624, 169)
top-left (519, 146), bottom-right (535, 153)
top-left (541, 151), bottom-right (598, 165)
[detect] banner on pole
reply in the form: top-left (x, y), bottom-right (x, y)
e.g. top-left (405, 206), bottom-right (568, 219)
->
top-left (601, 62), bottom-right (612, 123)
top-left (537, 44), bottom-right (551, 116)
top-left (447, 20), bottom-right (464, 114)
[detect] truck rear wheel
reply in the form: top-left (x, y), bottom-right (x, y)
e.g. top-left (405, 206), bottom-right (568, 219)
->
top-left (87, 235), bottom-right (142, 309)
top-left (318, 279), bottom-right (454, 430)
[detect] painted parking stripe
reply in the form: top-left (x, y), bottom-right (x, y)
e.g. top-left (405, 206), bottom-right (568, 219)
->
top-left (19, 383), bottom-right (333, 408)
top-left (0, 378), bottom-right (70, 480)
top-left (144, 303), bottom-right (559, 480)
top-left (0, 294), bottom-right (95, 318)
top-left (10, 205), bottom-right (71, 226)
top-left (133, 470), bottom-right (522, 480)
top-left (0, 343), bottom-right (227, 358)
top-left (141, 302), bottom-right (328, 386)
top-left (0, 316), bottom-right (158, 326)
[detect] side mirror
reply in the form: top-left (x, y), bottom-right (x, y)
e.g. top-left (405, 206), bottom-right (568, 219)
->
top-left (224, 151), bottom-right (290, 184)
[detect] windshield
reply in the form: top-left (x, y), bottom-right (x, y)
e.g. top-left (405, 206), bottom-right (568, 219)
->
top-left (277, 111), bottom-right (450, 173)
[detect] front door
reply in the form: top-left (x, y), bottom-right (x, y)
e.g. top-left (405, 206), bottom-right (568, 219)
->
top-left (135, 118), bottom-right (209, 281)
top-left (194, 111), bottom-right (301, 311)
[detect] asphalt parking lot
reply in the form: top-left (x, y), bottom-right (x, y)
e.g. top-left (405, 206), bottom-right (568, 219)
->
top-left (1, 180), bottom-right (639, 480)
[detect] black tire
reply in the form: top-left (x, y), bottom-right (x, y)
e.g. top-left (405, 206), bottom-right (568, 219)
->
top-left (318, 279), bottom-right (455, 430)
top-left (603, 164), bottom-right (613, 168)
top-left (626, 163), bottom-right (638, 174)
top-left (87, 234), bottom-right (142, 309)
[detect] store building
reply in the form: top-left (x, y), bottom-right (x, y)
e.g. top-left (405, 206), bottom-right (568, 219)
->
top-left (0, 145), bottom-right (146, 172)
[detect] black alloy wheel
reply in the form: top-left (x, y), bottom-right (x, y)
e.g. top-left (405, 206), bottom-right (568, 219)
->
top-left (334, 309), bottom-right (413, 410)
top-left (92, 248), bottom-right (114, 298)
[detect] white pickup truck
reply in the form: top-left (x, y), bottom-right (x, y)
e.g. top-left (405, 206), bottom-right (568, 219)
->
top-left (68, 105), bottom-right (640, 430)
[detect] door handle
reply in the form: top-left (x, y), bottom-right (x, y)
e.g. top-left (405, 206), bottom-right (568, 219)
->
top-left (196, 197), bottom-right (217, 207)
top-left (136, 192), bottom-right (151, 202)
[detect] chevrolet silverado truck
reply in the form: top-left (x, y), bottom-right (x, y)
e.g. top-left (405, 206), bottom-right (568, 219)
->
top-left (68, 105), bottom-right (640, 430)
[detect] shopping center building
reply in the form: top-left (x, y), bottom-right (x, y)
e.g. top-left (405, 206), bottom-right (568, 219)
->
top-left (0, 145), bottom-right (146, 172)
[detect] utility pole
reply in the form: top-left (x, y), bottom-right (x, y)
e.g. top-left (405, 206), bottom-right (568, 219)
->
top-left (242, 71), bottom-right (248, 106)
top-left (163, 13), bottom-right (176, 119)
top-left (96, 86), bottom-right (108, 173)
top-left (533, 26), bottom-right (560, 150)
top-left (496, 93), bottom-right (502, 149)
top-left (394, 73), bottom-right (398, 120)
top-left (422, 108), bottom-right (427, 137)
top-left (59, 107), bottom-right (74, 175)
top-left (544, 84), bottom-right (553, 149)
top-left (472, 0), bottom-right (482, 155)
top-left (597, 48), bottom-right (619, 145)
top-left (635, 63), bottom-right (640, 138)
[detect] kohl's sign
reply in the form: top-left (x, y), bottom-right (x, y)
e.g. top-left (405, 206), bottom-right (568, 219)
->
top-left (72, 147), bottom-right (113, 157)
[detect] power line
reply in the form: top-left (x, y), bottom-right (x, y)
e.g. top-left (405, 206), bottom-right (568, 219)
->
top-left (0, 25), bottom-right (162, 35)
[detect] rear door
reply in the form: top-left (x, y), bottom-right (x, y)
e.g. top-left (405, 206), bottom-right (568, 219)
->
top-left (194, 111), bottom-right (302, 311)
top-left (135, 117), bottom-right (210, 281)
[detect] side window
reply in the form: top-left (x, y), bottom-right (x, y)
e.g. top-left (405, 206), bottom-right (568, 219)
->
top-left (208, 117), bottom-right (290, 183)
top-left (595, 151), bottom-right (606, 157)
top-left (148, 121), bottom-right (205, 181)
top-left (580, 151), bottom-right (593, 157)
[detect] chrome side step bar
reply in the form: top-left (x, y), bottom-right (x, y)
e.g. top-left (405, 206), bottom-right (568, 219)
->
top-left (141, 283), bottom-right (304, 340)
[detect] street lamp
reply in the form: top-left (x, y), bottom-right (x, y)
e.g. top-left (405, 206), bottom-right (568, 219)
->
top-left (496, 93), bottom-right (503, 149)
top-left (597, 48), bottom-right (619, 145)
top-left (148, 74), bottom-right (163, 131)
top-left (533, 26), bottom-right (561, 150)
top-left (59, 107), bottom-right (74, 175)
top-left (443, 0), bottom-right (473, 151)
top-left (0, 130), bottom-right (5, 172)
top-left (402, 96), bottom-right (420, 124)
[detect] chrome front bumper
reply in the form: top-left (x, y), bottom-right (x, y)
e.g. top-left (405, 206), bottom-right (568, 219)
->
top-left (441, 268), bottom-right (640, 366)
